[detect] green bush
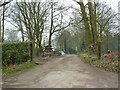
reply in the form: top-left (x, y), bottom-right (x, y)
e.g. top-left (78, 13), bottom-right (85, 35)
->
top-left (2, 42), bottom-right (33, 67)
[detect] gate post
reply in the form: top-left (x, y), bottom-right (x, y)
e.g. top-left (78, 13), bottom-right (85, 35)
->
top-left (30, 42), bottom-right (33, 61)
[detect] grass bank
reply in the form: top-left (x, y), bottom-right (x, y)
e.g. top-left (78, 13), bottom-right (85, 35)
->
top-left (80, 54), bottom-right (119, 73)
top-left (2, 61), bottom-right (36, 76)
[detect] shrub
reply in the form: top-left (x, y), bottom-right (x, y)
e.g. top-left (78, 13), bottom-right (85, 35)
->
top-left (1, 42), bottom-right (33, 67)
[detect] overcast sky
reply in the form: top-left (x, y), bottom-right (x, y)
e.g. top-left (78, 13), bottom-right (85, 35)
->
top-left (11, 0), bottom-right (120, 12)
top-left (59, 0), bottom-right (120, 12)
top-left (2, 0), bottom-right (119, 12)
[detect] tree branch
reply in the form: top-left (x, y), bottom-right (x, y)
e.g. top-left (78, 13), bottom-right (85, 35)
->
top-left (0, 0), bottom-right (13, 7)
top-left (52, 23), bottom-right (70, 34)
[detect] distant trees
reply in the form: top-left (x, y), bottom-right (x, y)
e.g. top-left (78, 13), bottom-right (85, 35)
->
top-left (55, 30), bottom-right (78, 54)
top-left (5, 29), bottom-right (19, 42)
top-left (54, 8), bottom-right (85, 53)
top-left (69, 8), bottom-right (85, 52)
top-left (55, 30), bottom-right (70, 53)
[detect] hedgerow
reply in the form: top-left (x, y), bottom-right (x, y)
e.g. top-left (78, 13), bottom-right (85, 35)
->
top-left (1, 41), bottom-right (33, 67)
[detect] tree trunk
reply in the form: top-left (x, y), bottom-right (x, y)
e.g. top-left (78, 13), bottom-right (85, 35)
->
top-left (93, 2), bottom-right (97, 41)
top-left (48, 4), bottom-right (53, 47)
top-left (0, 15), bottom-right (1, 42)
top-left (88, 1), bottom-right (98, 54)
top-left (20, 26), bottom-right (24, 42)
top-left (118, 33), bottom-right (120, 62)
top-left (106, 28), bottom-right (109, 52)
top-left (88, 1), bottom-right (95, 43)
top-left (21, 33), bottom-right (24, 41)
top-left (98, 42), bottom-right (101, 59)
top-left (48, 33), bottom-right (52, 47)
top-left (79, 2), bottom-right (92, 47)
top-left (38, 33), bottom-right (43, 55)
top-left (97, 26), bottom-right (102, 60)
top-left (2, 5), bottom-right (5, 42)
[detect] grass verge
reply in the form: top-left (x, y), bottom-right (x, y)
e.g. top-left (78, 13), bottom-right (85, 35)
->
top-left (80, 54), bottom-right (119, 73)
top-left (2, 61), bottom-right (36, 76)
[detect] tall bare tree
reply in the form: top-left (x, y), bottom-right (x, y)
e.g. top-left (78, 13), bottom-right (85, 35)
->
top-left (48, 1), bottom-right (70, 47)
top-left (74, 0), bottom-right (92, 48)
top-left (10, 1), bottom-right (49, 55)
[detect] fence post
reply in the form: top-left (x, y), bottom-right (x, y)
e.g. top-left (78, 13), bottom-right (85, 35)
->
top-left (30, 42), bottom-right (33, 61)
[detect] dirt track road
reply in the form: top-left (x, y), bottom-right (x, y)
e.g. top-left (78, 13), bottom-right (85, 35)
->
top-left (3, 55), bottom-right (118, 88)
